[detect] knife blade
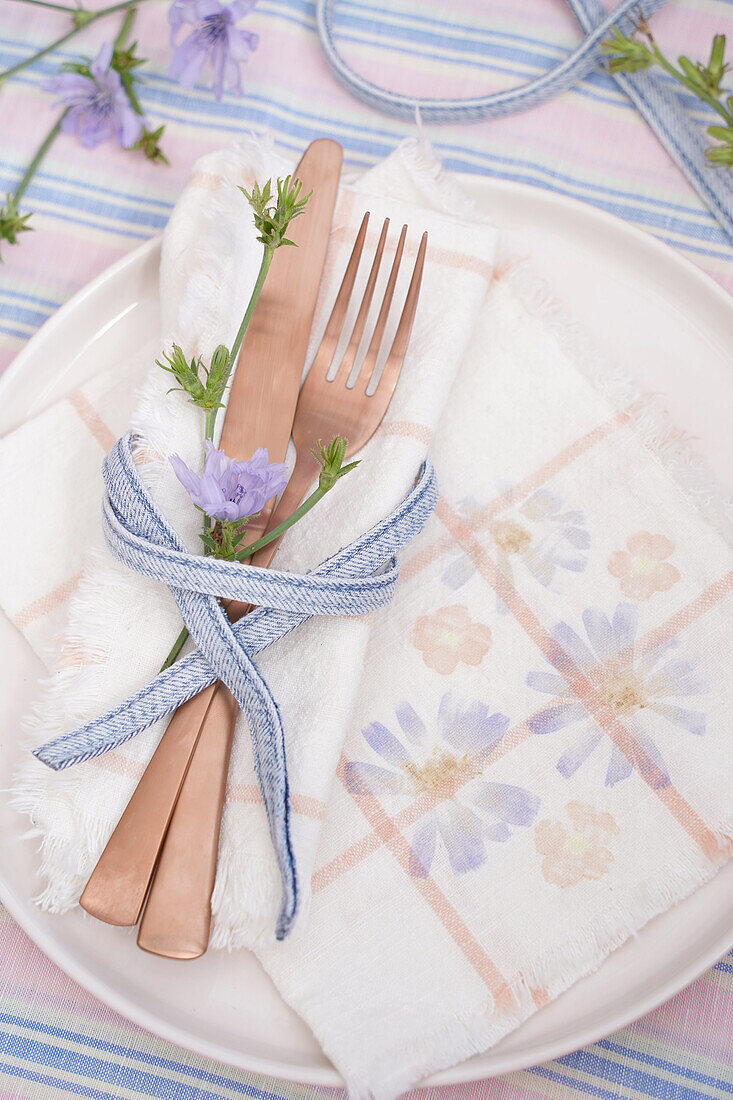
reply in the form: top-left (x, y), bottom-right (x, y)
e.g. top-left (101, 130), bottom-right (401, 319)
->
top-left (79, 139), bottom-right (343, 931)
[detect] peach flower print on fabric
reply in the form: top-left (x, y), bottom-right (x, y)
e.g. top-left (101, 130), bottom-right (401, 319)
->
top-left (412, 604), bottom-right (492, 674)
top-left (535, 801), bottom-right (620, 887)
top-left (608, 531), bottom-right (680, 601)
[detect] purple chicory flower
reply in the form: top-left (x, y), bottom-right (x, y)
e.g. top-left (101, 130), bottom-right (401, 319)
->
top-left (44, 43), bottom-right (143, 150)
top-left (168, 0), bottom-right (259, 99)
top-left (170, 440), bottom-right (288, 522)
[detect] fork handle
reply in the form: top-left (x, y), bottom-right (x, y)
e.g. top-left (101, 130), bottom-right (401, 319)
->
top-left (135, 454), bottom-right (319, 958)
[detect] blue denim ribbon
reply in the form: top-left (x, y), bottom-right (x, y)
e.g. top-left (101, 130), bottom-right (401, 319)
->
top-left (315, 0), bottom-right (733, 246)
top-left (34, 433), bottom-right (438, 937)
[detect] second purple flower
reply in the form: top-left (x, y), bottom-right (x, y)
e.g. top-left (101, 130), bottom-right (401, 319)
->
top-left (44, 43), bottom-right (143, 150)
top-left (168, 0), bottom-right (259, 99)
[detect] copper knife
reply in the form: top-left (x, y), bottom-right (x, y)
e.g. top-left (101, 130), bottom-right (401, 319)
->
top-left (79, 139), bottom-right (343, 930)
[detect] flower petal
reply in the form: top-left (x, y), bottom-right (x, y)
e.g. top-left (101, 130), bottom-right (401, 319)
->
top-left (362, 721), bottom-right (411, 766)
top-left (169, 33), bottom-right (210, 87)
top-left (565, 526), bottom-right (591, 549)
top-left (529, 702), bottom-right (584, 735)
top-left (119, 107), bottom-right (143, 149)
top-left (648, 658), bottom-right (704, 698)
top-left (632, 731), bottom-right (670, 790)
top-left (582, 608), bottom-right (616, 662)
top-left (395, 702), bottom-right (428, 747)
top-left (343, 760), bottom-right (403, 797)
top-left (442, 554), bottom-right (474, 590)
top-left (472, 782), bottom-right (540, 826)
top-left (605, 745), bottom-right (633, 786)
top-left (552, 621), bottom-right (596, 673)
top-left (409, 817), bottom-right (438, 877)
top-left (91, 41), bottom-right (113, 79)
top-left (612, 602), bottom-right (638, 657)
top-left (438, 693), bottom-right (508, 752)
top-left (556, 555), bottom-right (587, 573)
top-left (228, 0), bottom-right (257, 19)
top-left (648, 702), bottom-right (706, 736)
top-left (438, 804), bottom-right (486, 874)
top-left (169, 453), bottom-right (200, 496)
top-left (556, 725), bottom-right (603, 777)
top-left (526, 670), bottom-right (573, 697)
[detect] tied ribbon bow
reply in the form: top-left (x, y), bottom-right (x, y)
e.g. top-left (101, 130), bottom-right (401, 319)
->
top-left (34, 434), bottom-right (438, 938)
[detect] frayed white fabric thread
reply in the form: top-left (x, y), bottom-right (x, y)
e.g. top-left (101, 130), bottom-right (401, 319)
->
top-left (306, 816), bottom-right (732, 1100)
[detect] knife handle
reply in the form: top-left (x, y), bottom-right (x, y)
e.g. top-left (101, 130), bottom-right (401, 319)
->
top-left (136, 682), bottom-right (238, 958)
top-left (79, 682), bottom-right (220, 925)
top-left (136, 456), bottom-right (318, 958)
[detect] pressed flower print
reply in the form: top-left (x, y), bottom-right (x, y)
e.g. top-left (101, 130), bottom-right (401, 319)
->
top-left (443, 489), bottom-right (589, 600)
top-left (608, 531), bottom-right (680, 601)
top-left (527, 603), bottom-right (706, 787)
top-left (535, 801), bottom-right (619, 887)
top-left (344, 694), bottom-right (540, 877)
top-left (412, 605), bottom-right (492, 674)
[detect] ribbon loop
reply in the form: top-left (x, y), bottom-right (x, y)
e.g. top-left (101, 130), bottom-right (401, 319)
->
top-left (315, 0), bottom-right (733, 246)
top-left (35, 433), bottom-right (438, 937)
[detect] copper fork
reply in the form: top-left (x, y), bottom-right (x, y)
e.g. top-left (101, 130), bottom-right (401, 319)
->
top-left (133, 214), bottom-right (428, 957)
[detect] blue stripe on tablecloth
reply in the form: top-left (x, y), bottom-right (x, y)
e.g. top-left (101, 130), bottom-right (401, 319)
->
top-left (0, 16), bottom-right (629, 115)
top-left (0, 287), bottom-right (64, 309)
top-left (0, 1061), bottom-right (115, 1100)
top-left (1, 85), bottom-right (729, 254)
top-left (0, 324), bottom-right (35, 341)
top-left (1, 29), bottom-right (728, 255)
top-left (556, 1048), bottom-right (723, 1100)
top-left (597, 1039), bottom-right (733, 1091)
top-left (1, 1033), bottom-right (288, 1100)
top-left (0, 1014), bottom-right (287, 1097)
top-left (531, 1063), bottom-right (636, 1099)
top-left (0, 301), bottom-right (53, 328)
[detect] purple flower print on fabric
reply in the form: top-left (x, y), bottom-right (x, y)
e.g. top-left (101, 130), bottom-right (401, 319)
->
top-left (345, 693), bottom-right (541, 877)
top-left (527, 602), bottom-right (706, 788)
top-left (443, 489), bottom-right (589, 607)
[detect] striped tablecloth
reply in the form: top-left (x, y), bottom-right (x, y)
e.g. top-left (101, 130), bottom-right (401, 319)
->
top-left (1, 0), bottom-right (732, 1096)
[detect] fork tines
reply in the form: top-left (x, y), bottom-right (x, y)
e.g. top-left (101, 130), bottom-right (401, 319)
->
top-left (315, 213), bottom-right (427, 395)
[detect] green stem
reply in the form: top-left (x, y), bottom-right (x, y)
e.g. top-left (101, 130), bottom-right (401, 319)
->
top-left (159, 247), bottom-right (276, 671)
top-left (1, 23), bottom-right (80, 82)
top-left (204, 408), bottom-right (218, 442)
top-left (13, 0), bottom-right (76, 12)
top-left (160, 625), bottom-right (189, 672)
top-left (236, 486), bottom-right (326, 560)
top-left (113, 5), bottom-right (136, 51)
top-left (646, 40), bottom-right (732, 124)
top-left (230, 246), bottom-right (273, 364)
top-left (201, 407), bottom-right (218, 535)
top-left (201, 244), bottom-right (273, 451)
top-left (0, 0), bottom-right (150, 83)
top-left (12, 110), bottom-right (66, 204)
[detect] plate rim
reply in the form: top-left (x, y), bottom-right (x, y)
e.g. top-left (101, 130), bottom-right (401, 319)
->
top-left (1, 174), bottom-right (732, 1088)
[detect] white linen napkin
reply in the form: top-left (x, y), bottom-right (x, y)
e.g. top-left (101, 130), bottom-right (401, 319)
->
top-left (3, 137), bottom-right (732, 1098)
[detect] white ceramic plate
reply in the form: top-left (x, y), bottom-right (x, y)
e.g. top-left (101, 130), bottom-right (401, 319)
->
top-left (1, 176), bottom-right (732, 1087)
